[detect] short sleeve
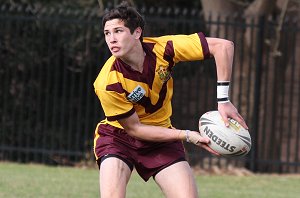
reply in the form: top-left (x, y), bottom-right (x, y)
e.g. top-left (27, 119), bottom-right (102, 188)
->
top-left (96, 89), bottom-right (135, 121)
top-left (172, 32), bottom-right (210, 62)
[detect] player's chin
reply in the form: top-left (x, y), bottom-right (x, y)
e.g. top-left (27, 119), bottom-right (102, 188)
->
top-left (111, 51), bottom-right (123, 58)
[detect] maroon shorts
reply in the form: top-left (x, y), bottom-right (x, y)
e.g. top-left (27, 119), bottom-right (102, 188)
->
top-left (94, 124), bottom-right (186, 181)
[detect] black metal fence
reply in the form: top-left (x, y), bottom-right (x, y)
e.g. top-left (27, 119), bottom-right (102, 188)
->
top-left (1, 4), bottom-right (300, 173)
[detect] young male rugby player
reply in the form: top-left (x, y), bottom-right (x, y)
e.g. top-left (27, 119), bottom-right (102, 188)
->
top-left (93, 1), bottom-right (248, 197)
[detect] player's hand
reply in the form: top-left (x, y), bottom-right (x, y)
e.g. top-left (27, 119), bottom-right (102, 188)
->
top-left (218, 101), bottom-right (248, 129)
top-left (188, 131), bottom-right (220, 156)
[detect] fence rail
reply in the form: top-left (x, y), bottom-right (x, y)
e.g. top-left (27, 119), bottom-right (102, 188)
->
top-left (1, 4), bottom-right (300, 173)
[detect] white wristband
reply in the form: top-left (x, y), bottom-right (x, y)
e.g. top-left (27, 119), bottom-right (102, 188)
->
top-left (185, 130), bottom-right (190, 143)
top-left (217, 81), bottom-right (230, 103)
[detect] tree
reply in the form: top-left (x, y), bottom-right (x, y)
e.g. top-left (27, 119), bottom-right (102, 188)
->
top-left (200, 0), bottom-right (300, 172)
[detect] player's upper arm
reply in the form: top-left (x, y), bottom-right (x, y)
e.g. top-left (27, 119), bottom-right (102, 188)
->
top-left (206, 37), bottom-right (234, 57)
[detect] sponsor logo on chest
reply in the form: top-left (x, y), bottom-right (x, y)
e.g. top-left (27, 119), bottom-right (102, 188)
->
top-left (127, 85), bottom-right (146, 103)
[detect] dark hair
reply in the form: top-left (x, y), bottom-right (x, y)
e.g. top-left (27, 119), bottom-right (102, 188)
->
top-left (102, 1), bottom-right (145, 41)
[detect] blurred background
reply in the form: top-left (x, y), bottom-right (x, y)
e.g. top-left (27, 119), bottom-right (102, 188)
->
top-left (1, 0), bottom-right (300, 174)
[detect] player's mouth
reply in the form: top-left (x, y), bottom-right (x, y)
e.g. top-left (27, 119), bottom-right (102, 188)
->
top-left (111, 46), bottom-right (120, 53)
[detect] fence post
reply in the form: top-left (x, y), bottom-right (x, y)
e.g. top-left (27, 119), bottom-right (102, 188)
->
top-left (250, 16), bottom-right (265, 172)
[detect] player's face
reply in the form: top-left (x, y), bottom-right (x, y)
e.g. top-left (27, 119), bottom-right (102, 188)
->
top-left (104, 19), bottom-right (141, 58)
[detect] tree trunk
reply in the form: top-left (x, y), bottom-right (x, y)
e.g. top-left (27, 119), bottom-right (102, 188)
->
top-left (200, 0), bottom-right (300, 172)
top-left (201, 0), bottom-right (242, 37)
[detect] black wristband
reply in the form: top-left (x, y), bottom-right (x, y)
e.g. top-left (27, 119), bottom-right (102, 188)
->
top-left (217, 82), bottom-right (230, 86)
top-left (217, 97), bottom-right (229, 102)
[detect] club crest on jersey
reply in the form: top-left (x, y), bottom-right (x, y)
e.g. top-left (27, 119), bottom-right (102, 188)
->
top-left (127, 85), bottom-right (146, 103)
top-left (156, 65), bottom-right (171, 83)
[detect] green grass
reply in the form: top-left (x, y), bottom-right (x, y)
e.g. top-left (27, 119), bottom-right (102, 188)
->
top-left (1, 162), bottom-right (300, 198)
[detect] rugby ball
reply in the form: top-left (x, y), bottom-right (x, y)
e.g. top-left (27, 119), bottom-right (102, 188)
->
top-left (199, 111), bottom-right (251, 157)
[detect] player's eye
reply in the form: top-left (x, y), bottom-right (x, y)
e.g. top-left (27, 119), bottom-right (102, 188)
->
top-left (115, 29), bottom-right (123, 33)
top-left (104, 31), bottom-right (110, 36)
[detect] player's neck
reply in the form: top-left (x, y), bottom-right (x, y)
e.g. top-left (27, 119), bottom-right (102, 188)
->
top-left (121, 43), bottom-right (145, 73)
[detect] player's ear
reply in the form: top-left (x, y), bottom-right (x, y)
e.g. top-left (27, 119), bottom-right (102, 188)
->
top-left (134, 27), bottom-right (142, 40)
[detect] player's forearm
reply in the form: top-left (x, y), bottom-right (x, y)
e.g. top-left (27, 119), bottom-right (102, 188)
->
top-left (126, 123), bottom-right (186, 142)
top-left (207, 38), bottom-right (234, 81)
top-left (118, 112), bottom-right (186, 142)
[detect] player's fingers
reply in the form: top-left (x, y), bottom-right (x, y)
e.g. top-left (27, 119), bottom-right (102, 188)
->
top-left (234, 113), bottom-right (248, 130)
top-left (238, 119), bottom-right (248, 130)
top-left (190, 131), bottom-right (210, 144)
top-left (198, 143), bottom-right (220, 156)
top-left (197, 136), bottom-right (210, 144)
top-left (220, 113), bottom-right (229, 127)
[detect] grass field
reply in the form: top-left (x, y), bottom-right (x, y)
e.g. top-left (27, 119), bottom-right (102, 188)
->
top-left (1, 162), bottom-right (300, 198)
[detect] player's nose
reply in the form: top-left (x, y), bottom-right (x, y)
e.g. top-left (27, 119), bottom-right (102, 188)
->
top-left (109, 33), bottom-right (117, 43)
